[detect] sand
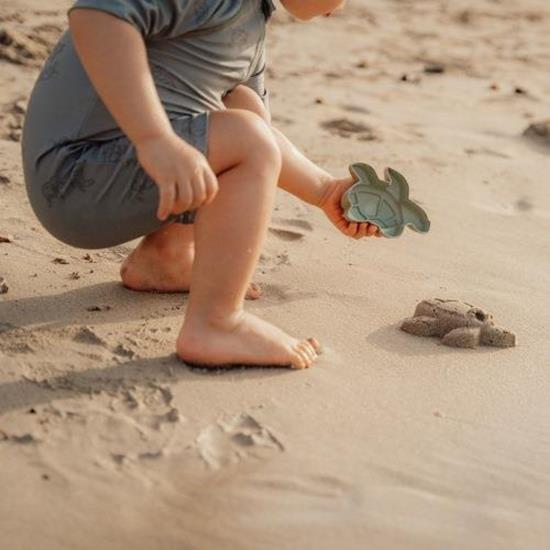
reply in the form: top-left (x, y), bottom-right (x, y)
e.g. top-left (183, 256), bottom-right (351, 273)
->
top-left (1, 1), bottom-right (550, 548)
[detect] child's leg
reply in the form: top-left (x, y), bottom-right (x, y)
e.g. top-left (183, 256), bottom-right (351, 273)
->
top-left (121, 87), bottom-right (374, 297)
top-left (120, 222), bottom-right (262, 299)
top-left (224, 86), bottom-right (336, 204)
top-left (120, 88), bottom-right (330, 296)
top-left (177, 109), bottom-right (320, 368)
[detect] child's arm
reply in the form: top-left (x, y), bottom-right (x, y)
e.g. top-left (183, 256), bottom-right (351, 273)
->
top-left (280, 0), bottom-right (346, 20)
top-left (223, 86), bottom-right (378, 239)
top-left (69, 9), bottom-right (218, 220)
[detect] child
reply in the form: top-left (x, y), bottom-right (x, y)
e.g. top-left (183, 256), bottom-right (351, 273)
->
top-left (22, 0), bottom-right (379, 369)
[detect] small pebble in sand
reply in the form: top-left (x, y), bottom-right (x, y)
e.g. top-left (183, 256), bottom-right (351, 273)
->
top-left (514, 86), bottom-right (527, 95)
top-left (0, 277), bottom-right (8, 294)
top-left (0, 174), bottom-right (10, 185)
top-left (69, 271), bottom-right (80, 280)
top-left (86, 305), bottom-right (112, 312)
top-left (53, 257), bottom-right (69, 264)
top-left (0, 234), bottom-right (13, 243)
top-left (432, 410), bottom-right (443, 418)
top-left (82, 253), bottom-right (94, 262)
top-left (489, 83), bottom-right (499, 91)
top-left (314, 97), bottom-right (324, 104)
top-left (400, 73), bottom-right (421, 84)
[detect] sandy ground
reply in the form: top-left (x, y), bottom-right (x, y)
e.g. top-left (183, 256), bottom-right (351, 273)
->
top-left (1, 1), bottom-right (550, 548)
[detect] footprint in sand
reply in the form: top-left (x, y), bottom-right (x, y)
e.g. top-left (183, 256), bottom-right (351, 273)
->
top-left (259, 283), bottom-right (317, 304)
top-left (14, 382), bottom-right (183, 467)
top-left (0, 17), bottom-right (63, 67)
top-left (196, 413), bottom-right (284, 469)
top-left (0, 99), bottom-right (26, 142)
top-left (464, 147), bottom-right (511, 160)
top-left (515, 197), bottom-right (533, 212)
top-left (473, 183), bottom-right (538, 218)
top-left (268, 227), bottom-right (306, 242)
top-left (268, 217), bottom-right (313, 241)
top-left (523, 120), bottom-right (550, 150)
top-left (339, 103), bottom-right (371, 115)
top-left (272, 217), bottom-right (314, 231)
top-left (72, 325), bottom-right (106, 346)
top-left (320, 118), bottom-right (378, 141)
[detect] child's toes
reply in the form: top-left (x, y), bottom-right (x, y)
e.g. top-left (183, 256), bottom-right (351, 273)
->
top-left (290, 347), bottom-right (308, 369)
top-left (298, 340), bottom-right (317, 364)
top-left (307, 337), bottom-right (323, 354)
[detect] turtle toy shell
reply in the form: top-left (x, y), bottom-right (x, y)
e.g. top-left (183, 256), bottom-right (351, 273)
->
top-left (341, 163), bottom-right (430, 238)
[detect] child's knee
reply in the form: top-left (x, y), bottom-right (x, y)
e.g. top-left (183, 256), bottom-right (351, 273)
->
top-left (232, 110), bottom-right (281, 172)
top-left (208, 109), bottom-right (281, 177)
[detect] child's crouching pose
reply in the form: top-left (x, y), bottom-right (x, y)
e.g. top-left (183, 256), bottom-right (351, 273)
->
top-left (22, 0), bottom-right (378, 369)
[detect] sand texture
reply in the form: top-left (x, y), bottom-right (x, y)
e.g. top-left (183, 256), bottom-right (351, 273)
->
top-left (1, 1), bottom-right (550, 548)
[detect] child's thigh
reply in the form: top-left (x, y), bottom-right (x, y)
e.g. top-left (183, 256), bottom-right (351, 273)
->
top-left (222, 86), bottom-right (270, 123)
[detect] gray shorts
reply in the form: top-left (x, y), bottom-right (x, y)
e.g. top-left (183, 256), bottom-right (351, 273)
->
top-left (25, 114), bottom-right (207, 249)
top-left (22, 0), bottom-right (273, 249)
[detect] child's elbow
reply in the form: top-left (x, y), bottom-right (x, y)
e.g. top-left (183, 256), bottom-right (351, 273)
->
top-left (294, 13), bottom-right (316, 21)
top-left (280, 1), bottom-right (316, 21)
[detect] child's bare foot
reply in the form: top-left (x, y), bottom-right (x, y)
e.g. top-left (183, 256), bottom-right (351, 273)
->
top-left (177, 311), bottom-right (321, 369)
top-left (120, 225), bottom-right (261, 299)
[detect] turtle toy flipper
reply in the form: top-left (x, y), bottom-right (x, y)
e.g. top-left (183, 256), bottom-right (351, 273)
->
top-left (341, 162), bottom-right (431, 238)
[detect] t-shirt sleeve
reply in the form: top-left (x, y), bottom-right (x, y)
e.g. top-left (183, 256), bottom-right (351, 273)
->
top-left (68, 0), bottom-right (184, 39)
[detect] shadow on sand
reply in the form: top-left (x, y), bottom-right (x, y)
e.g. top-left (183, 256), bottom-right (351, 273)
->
top-left (0, 352), bottom-right (291, 416)
top-left (0, 281), bottom-right (187, 331)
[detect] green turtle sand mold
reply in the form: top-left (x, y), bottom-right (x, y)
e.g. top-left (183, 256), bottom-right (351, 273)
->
top-left (401, 299), bottom-right (516, 349)
top-left (341, 163), bottom-right (430, 238)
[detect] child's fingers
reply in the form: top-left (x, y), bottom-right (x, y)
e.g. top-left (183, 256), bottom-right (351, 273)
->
top-left (157, 181), bottom-right (176, 220)
top-left (367, 224), bottom-right (378, 237)
top-left (173, 174), bottom-right (192, 213)
top-left (354, 223), bottom-right (370, 240)
top-left (203, 168), bottom-right (219, 206)
top-left (347, 222), bottom-right (359, 237)
top-left (190, 175), bottom-right (207, 210)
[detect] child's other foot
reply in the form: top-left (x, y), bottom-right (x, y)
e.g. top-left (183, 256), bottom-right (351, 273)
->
top-left (177, 311), bottom-right (321, 369)
top-left (120, 236), bottom-right (195, 292)
top-left (120, 231), bottom-right (261, 299)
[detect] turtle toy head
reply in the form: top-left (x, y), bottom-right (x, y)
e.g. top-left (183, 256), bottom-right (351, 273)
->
top-left (341, 163), bottom-right (430, 238)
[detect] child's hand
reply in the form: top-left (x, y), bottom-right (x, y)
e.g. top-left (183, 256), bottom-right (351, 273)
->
top-left (318, 178), bottom-right (380, 239)
top-left (136, 132), bottom-right (218, 221)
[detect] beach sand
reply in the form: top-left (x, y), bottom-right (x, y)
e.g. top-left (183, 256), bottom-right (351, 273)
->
top-left (1, 1), bottom-right (550, 548)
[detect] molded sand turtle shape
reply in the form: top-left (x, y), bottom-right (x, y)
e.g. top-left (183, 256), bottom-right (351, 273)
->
top-left (400, 299), bottom-right (516, 348)
top-left (341, 163), bottom-right (430, 238)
